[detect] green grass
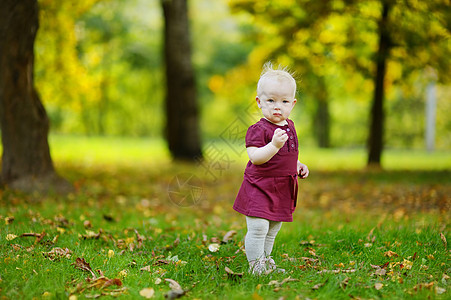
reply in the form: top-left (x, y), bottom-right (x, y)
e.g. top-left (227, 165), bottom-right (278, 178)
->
top-left (1, 135), bottom-right (450, 299)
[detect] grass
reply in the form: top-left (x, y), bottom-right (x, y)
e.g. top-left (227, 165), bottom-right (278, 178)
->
top-left (0, 135), bottom-right (450, 299)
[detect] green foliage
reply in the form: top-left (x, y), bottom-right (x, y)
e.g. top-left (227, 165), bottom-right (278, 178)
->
top-left (225, 0), bottom-right (451, 149)
top-left (33, 0), bottom-right (450, 150)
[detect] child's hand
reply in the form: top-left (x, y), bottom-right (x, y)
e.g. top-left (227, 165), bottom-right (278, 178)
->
top-left (271, 128), bottom-right (288, 149)
top-left (297, 161), bottom-right (309, 179)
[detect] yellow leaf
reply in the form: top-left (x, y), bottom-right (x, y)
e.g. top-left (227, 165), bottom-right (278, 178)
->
top-left (6, 234), bottom-right (18, 241)
top-left (374, 283), bottom-right (383, 290)
top-left (139, 288), bottom-right (155, 298)
top-left (384, 250), bottom-right (398, 257)
top-left (118, 270), bottom-right (128, 277)
top-left (108, 250), bottom-right (114, 258)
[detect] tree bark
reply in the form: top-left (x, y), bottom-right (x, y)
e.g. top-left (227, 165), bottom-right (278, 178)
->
top-left (161, 0), bottom-right (202, 160)
top-left (367, 0), bottom-right (391, 167)
top-left (0, 0), bottom-right (71, 193)
top-left (313, 77), bottom-right (330, 148)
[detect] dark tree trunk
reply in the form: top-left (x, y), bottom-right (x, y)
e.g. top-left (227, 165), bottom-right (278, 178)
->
top-left (367, 1), bottom-right (391, 167)
top-left (0, 0), bottom-right (71, 193)
top-left (161, 0), bottom-right (202, 160)
top-left (313, 77), bottom-right (330, 148)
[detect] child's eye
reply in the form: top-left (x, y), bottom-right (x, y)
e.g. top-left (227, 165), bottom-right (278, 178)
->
top-left (267, 99), bottom-right (274, 102)
top-left (283, 100), bottom-right (289, 103)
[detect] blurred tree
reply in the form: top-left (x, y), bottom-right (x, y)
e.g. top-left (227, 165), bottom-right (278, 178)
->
top-left (161, 0), bottom-right (202, 160)
top-left (0, 0), bottom-right (71, 192)
top-left (229, 0), bottom-right (451, 167)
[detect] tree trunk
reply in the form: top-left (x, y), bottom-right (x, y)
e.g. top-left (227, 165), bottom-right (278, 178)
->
top-left (0, 0), bottom-right (71, 193)
top-left (161, 0), bottom-right (202, 160)
top-left (367, 1), bottom-right (391, 167)
top-left (313, 77), bottom-right (330, 148)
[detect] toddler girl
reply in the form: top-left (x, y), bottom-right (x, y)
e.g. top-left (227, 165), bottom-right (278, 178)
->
top-left (233, 63), bottom-right (309, 275)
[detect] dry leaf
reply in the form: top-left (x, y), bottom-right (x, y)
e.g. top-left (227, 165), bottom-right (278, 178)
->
top-left (375, 268), bottom-right (387, 276)
top-left (384, 250), bottom-right (398, 257)
top-left (440, 233), bottom-right (447, 248)
top-left (72, 257), bottom-right (97, 279)
top-left (222, 230), bottom-right (237, 243)
top-left (165, 278), bottom-right (182, 291)
top-left (139, 288), bottom-right (155, 298)
top-left (164, 278), bottom-right (185, 300)
top-left (312, 282), bottom-right (325, 290)
top-left (140, 265), bottom-right (151, 272)
top-left (43, 247), bottom-right (72, 261)
top-left (108, 250), bottom-right (114, 258)
top-left (435, 286), bottom-right (446, 294)
top-left (134, 229), bottom-right (145, 249)
top-left (225, 266), bottom-right (243, 281)
top-left (6, 234), bottom-right (18, 241)
top-left (208, 243), bottom-right (220, 252)
top-left (268, 277), bottom-right (298, 287)
top-left (87, 277), bottom-right (122, 290)
top-left (374, 282), bottom-right (384, 290)
top-left (5, 216), bottom-right (15, 224)
top-left (340, 277), bottom-right (350, 289)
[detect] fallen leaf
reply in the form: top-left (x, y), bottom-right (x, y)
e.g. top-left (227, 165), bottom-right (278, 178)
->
top-left (312, 282), bottom-right (325, 290)
top-left (87, 277), bottom-right (123, 290)
top-left (435, 286), bottom-right (446, 295)
top-left (43, 247), bottom-right (72, 261)
top-left (268, 277), bottom-right (299, 287)
top-left (139, 287), bottom-right (155, 298)
top-left (83, 220), bottom-right (92, 228)
top-left (134, 229), bottom-right (145, 249)
top-left (208, 243), bottom-right (220, 252)
top-left (384, 250), bottom-right (398, 257)
top-left (108, 250), bottom-right (114, 258)
top-left (6, 234), bottom-right (18, 241)
top-left (80, 230), bottom-right (103, 240)
top-left (5, 216), bottom-right (14, 224)
top-left (165, 278), bottom-right (182, 291)
top-left (440, 233), bottom-right (447, 248)
top-left (225, 266), bottom-right (243, 281)
top-left (164, 279), bottom-right (185, 300)
top-left (340, 277), bottom-right (350, 289)
top-left (72, 257), bottom-right (97, 279)
top-left (222, 230), bottom-right (237, 243)
top-left (140, 265), bottom-right (151, 272)
top-left (375, 283), bottom-right (383, 290)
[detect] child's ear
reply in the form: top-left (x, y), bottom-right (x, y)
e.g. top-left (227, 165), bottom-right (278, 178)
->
top-left (256, 96), bottom-right (261, 108)
top-left (292, 98), bottom-right (297, 106)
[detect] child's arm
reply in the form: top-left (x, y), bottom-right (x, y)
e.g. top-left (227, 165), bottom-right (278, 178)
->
top-left (297, 161), bottom-right (309, 179)
top-left (247, 128), bottom-right (288, 165)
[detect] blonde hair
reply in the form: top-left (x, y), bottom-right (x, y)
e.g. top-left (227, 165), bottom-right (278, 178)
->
top-left (257, 62), bottom-right (296, 98)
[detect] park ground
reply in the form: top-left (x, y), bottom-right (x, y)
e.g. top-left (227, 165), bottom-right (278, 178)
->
top-left (1, 136), bottom-right (450, 299)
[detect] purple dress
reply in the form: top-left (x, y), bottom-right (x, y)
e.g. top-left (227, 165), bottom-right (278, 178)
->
top-left (233, 118), bottom-right (299, 222)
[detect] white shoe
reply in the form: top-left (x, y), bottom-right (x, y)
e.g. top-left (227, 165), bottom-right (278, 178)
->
top-left (248, 259), bottom-right (267, 276)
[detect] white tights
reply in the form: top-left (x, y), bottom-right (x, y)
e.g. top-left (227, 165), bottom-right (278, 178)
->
top-left (245, 216), bottom-right (282, 262)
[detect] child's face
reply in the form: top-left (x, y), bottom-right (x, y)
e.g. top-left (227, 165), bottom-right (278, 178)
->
top-left (256, 78), bottom-right (296, 125)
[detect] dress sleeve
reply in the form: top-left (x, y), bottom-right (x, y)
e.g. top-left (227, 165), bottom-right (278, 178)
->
top-left (245, 123), bottom-right (267, 148)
